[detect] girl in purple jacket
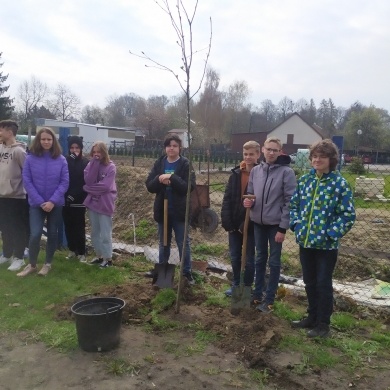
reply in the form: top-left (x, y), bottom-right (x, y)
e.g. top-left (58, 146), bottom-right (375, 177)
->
top-left (18, 128), bottom-right (69, 277)
top-left (83, 141), bottom-right (117, 268)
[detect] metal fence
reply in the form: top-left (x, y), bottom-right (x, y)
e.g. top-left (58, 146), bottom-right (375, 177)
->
top-left (102, 149), bottom-right (390, 312)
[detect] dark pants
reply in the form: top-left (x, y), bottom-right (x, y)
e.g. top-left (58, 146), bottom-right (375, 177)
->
top-left (228, 230), bottom-right (255, 287)
top-left (0, 198), bottom-right (29, 259)
top-left (253, 224), bottom-right (282, 304)
top-left (158, 211), bottom-right (191, 274)
top-left (62, 206), bottom-right (86, 255)
top-left (299, 246), bottom-right (338, 325)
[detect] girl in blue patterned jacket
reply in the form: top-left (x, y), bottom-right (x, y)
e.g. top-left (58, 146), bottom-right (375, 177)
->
top-left (289, 139), bottom-right (355, 338)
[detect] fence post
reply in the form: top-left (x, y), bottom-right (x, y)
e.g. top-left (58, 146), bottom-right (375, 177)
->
top-left (132, 146), bottom-right (135, 167)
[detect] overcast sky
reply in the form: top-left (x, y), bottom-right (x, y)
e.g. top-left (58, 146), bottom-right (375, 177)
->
top-left (2, 0), bottom-right (389, 112)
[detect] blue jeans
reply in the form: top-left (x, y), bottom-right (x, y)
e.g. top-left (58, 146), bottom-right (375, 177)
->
top-left (228, 230), bottom-right (255, 287)
top-left (29, 206), bottom-right (63, 266)
top-left (299, 247), bottom-right (338, 325)
top-left (253, 224), bottom-right (282, 304)
top-left (88, 210), bottom-right (113, 259)
top-left (158, 211), bottom-right (191, 274)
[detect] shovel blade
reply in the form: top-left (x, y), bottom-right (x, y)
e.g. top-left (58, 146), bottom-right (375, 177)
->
top-left (153, 263), bottom-right (175, 289)
top-left (231, 285), bottom-right (251, 313)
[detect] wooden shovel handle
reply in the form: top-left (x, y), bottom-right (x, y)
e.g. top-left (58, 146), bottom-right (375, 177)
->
top-left (163, 198), bottom-right (168, 246)
top-left (241, 195), bottom-right (256, 271)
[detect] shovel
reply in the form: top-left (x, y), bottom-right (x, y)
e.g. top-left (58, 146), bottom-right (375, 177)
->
top-left (231, 195), bottom-right (255, 313)
top-left (153, 193), bottom-right (175, 289)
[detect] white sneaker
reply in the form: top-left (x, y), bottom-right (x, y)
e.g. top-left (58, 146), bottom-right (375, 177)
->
top-left (8, 258), bottom-right (25, 271)
top-left (78, 255), bottom-right (87, 263)
top-left (0, 255), bottom-right (12, 264)
top-left (66, 251), bottom-right (76, 259)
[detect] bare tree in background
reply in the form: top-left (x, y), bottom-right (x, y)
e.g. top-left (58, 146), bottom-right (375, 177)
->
top-left (17, 76), bottom-right (48, 139)
top-left (49, 83), bottom-right (81, 121)
top-left (130, 0), bottom-right (212, 312)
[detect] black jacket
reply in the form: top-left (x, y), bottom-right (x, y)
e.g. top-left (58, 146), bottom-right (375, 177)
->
top-left (145, 155), bottom-right (196, 222)
top-left (221, 164), bottom-right (255, 233)
top-left (65, 154), bottom-right (89, 205)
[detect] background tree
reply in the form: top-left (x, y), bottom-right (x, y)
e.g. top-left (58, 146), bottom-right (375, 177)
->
top-left (192, 67), bottom-right (223, 143)
top-left (277, 96), bottom-right (294, 121)
top-left (17, 76), bottom-right (48, 136)
top-left (49, 83), bottom-right (81, 121)
top-left (0, 52), bottom-right (14, 119)
top-left (343, 105), bottom-right (390, 151)
top-left (80, 104), bottom-right (107, 125)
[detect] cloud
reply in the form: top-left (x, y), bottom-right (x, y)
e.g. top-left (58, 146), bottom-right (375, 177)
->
top-left (1, 0), bottom-right (389, 111)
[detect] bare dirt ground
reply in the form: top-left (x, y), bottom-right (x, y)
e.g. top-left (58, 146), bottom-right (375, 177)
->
top-left (1, 277), bottom-right (390, 390)
top-left (1, 164), bottom-right (389, 390)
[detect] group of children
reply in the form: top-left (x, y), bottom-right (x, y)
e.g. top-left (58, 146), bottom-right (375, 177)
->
top-left (0, 120), bottom-right (117, 277)
top-left (0, 119), bottom-right (356, 338)
top-left (222, 137), bottom-right (355, 338)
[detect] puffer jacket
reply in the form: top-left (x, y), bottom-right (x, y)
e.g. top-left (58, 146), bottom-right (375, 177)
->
top-left (221, 162), bottom-right (256, 232)
top-left (23, 152), bottom-right (69, 207)
top-left (83, 158), bottom-right (117, 217)
top-left (145, 155), bottom-right (195, 223)
top-left (289, 168), bottom-right (356, 250)
top-left (247, 154), bottom-right (296, 232)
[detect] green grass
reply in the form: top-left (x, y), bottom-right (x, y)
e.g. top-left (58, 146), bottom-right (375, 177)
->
top-left (192, 243), bottom-right (227, 256)
top-left (0, 251), bottom-right (127, 350)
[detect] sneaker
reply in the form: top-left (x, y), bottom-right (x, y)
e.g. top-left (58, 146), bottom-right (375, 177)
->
top-left (224, 287), bottom-right (233, 297)
top-left (184, 272), bottom-right (195, 285)
top-left (0, 255), bottom-right (12, 265)
top-left (291, 317), bottom-right (316, 329)
top-left (8, 258), bottom-right (25, 271)
top-left (307, 323), bottom-right (330, 338)
top-left (252, 296), bottom-right (264, 305)
top-left (38, 264), bottom-right (51, 276)
top-left (17, 264), bottom-right (37, 277)
top-left (66, 251), bottom-right (76, 259)
top-left (90, 257), bottom-right (103, 265)
top-left (256, 302), bottom-right (273, 313)
top-left (100, 260), bottom-right (112, 268)
top-left (78, 255), bottom-right (87, 263)
top-left (144, 268), bottom-right (157, 278)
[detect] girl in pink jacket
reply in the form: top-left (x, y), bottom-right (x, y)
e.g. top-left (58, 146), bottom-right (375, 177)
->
top-left (83, 141), bottom-right (117, 268)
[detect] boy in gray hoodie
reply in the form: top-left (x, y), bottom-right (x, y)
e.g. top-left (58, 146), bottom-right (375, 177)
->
top-left (244, 137), bottom-right (296, 312)
top-left (0, 120), bottom-right (29, 271)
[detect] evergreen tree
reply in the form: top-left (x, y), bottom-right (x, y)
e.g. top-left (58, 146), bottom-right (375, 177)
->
top-left (0, 52), bottom-right (14, 119)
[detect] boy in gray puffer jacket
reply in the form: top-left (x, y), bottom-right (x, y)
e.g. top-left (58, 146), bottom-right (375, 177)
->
top-left (244, 137), bottom-right (296, 313)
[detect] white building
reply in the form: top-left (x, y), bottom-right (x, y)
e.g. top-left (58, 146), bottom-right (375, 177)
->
top-left (35, 119), bottom-right (136, 152)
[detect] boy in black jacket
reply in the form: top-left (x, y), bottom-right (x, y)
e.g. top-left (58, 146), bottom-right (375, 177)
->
top-left (145, 133), bottom-right (196, 284)
top-left (221, 141), bottom-right (260, 296)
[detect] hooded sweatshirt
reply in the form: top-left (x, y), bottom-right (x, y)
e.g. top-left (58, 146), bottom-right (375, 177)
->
top-left (247, 154), bottom-right (297, 232)
top-left (0, 142), bottom-right (27, 198)
top-left (83, 158), bottom-right (117, 216)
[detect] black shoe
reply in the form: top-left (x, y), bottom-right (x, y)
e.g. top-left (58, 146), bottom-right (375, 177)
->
top-left (184, 272), bottom-right (195, 285)
top-left (291, 317), bottom-right (316, 329)
top-left (90, 257), bottom-right (103, 265)
top-left (99, 260), bottom-right (112, 268)
top-left (307, 323), bottom-right (330, 338)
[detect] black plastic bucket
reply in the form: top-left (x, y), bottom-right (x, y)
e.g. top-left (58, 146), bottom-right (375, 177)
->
top-left (71, 297), bottom-right (126, 352)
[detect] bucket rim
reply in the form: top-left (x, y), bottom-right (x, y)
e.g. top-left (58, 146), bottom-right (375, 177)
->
top-left (71, 297), bottom-right (126, 316)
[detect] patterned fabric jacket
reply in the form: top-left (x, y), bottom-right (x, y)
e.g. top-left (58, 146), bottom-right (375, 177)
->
top-left (289, 168), bottom-right (355, 250)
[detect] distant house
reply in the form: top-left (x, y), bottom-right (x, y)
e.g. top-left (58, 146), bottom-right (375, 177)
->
top-left (230, 113), bottom-right (323, 154)
top-left (167, 129), bottom-right (191, 148)
top-left (35, 118), bottom-right (136, 152)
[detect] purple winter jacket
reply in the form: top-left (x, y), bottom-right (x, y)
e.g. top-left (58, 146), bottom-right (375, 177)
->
top-left (83, 158), bottom-right (117, 216)
top-left (23, 152), bottom-right (69, 207)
